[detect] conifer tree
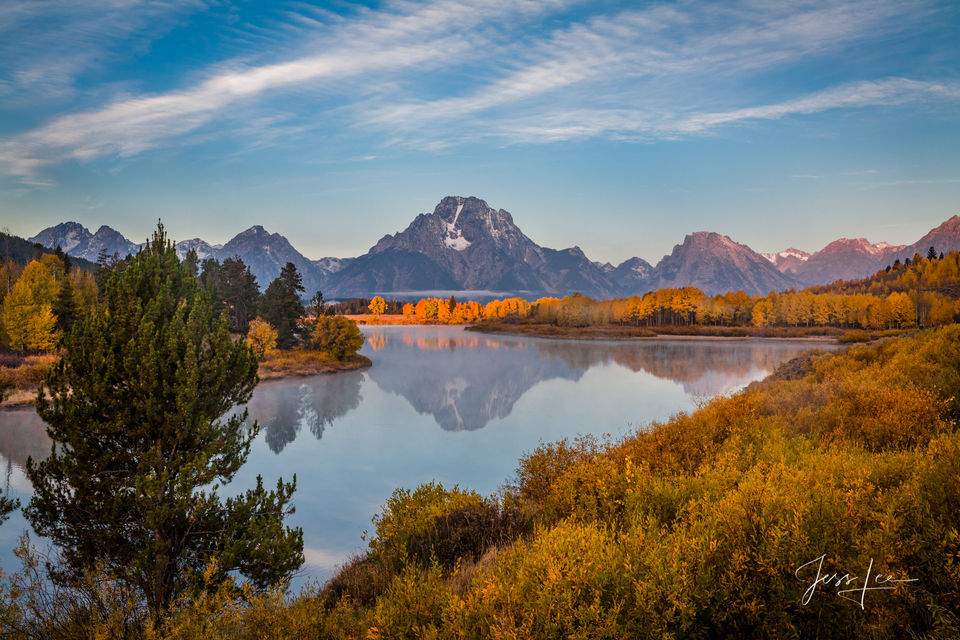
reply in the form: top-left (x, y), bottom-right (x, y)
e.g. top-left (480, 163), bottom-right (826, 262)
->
top-left (259, 262), bottom-right (305, 349)
top-left (52, 277), bottom-right (77, 336)
top-left (25, 223), bottom-right (303, 619)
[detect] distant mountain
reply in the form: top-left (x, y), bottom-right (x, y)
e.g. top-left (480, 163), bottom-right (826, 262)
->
top-left (175, 238), bottom-right (221, 261)
top-left (761, 248), bottom-right (810, 274)
top-left (609, 257), bottom-right (654, 294)
top-left (29, 206), bottom-right (960, 302)
top-left (29, 222), bottom-right (140, 262)
top-left (893, 215), bottom-right (960, 263)
top-left (0, 230), bottom-right (97, 270)
top-left (765, 215), bottom-right (960, 286)
top-left (215, 225), bottom-right (328, 295)
top-left (646, 232), bottom-right (800, 296)
top-left (789, 238), bottom-right (904, 286)
top-left (324, 196), bottom-right (618, 299)
top-left (32, 222), bottom-right (332, 296)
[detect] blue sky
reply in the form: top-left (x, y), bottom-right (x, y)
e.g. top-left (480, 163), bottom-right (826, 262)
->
top-left (0, 0), bottom-right (958, 264)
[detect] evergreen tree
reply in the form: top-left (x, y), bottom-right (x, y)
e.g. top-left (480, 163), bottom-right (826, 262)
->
top-left (198, 257), bottom-right (261, 333)
top-left (54, 245), bottom-right (71, 271)
top-left (309, 290), bottom-right (329, 318)
top-left (94, 249), bottom-right (125, 298)
top-left (259, 262), bottom-right (305, 349)
top-left (220, 257), bottom-right (260, 333)
top-left (25, 223), bottom-right (302, 620)
top-left (928, 246), bottom-right (937, 261)
top-left (52, 277), bottom-right (78, 336)
top-left (182, 248), bottom-right (199, 278)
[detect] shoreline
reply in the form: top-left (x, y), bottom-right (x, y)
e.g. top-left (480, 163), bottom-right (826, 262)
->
top-left (256, 352), bottom-right (372, 380)
top-left (1, 353), bottom-right (373, 408)
top-left (464, 322), bottom-right (890, 343)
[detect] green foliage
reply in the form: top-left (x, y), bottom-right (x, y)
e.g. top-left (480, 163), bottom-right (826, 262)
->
top-left (258, 262), bottom-right (305, 349)
top-left (368, 481), bottom-right (529, 573)
top-left (51, 277), bottom-right (78, 337)
top-left (308, 290), bottom-right (331, 318)
top-left (24, 223), bottom-right (302, 620)
top-left (311, 315), bottom-right (364, 359)
top-left (199, 256), bottom-right (261, 333)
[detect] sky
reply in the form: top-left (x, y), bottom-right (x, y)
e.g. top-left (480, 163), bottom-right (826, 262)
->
top-left (0, 0), bottom-right (958, 265)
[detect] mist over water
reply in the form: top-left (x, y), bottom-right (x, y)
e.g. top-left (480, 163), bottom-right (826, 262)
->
top-left (0, 326), bottom-right (833, 583)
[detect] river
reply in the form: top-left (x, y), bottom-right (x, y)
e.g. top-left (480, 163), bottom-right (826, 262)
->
top-left (0, 325), bottom-right (833, 583)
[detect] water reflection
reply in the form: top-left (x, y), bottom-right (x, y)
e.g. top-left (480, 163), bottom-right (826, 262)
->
top-left (359, 327), bottom-right (822, 433)
top-left (0, 328), bottom-right (828, 460)
top-left (0, 409), bottom-right (49, 472)
top-left (246, 371), bottom-right (364, 453)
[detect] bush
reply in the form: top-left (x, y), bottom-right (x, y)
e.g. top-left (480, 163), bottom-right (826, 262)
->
top-left (312, 315), bottom-right (364, 360)
top-left (245, 317), bottom-right (278, 360)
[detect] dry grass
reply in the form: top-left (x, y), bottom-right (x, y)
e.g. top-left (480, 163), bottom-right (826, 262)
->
top-left (0, 353), bottom-right (57, 406)
top-left (257, 349), bottom-right (371, 379)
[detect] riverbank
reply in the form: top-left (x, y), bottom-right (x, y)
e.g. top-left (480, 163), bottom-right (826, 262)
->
top-left (0, 354), bottom-right (55, 408)
top-left (467, 321), bottom-right (901, 342)
top-left (344, 314), bottom-right (470, 326)
top-left (0, 350), bottom-right (371, 407)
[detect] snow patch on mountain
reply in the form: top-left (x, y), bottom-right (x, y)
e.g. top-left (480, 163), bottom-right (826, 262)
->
top-left (761, 248), bottom-right (811, 263)
top-left (443, 200), bottom-right (471, 251)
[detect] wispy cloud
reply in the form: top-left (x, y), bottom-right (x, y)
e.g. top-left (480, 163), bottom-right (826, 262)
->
top-left (1, 0), bottom-right (957, 179)
top-left (0, 0), bottom-right (571, 177)
top-left (0, 0), bottom-right (207, 102)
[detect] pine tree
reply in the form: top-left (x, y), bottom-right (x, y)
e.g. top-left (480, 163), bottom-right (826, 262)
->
top-left (220, 257), bottom-right (261, 333)
top-left (182, 248), bottom-right (199, 277)
top-left (309, 290), bottom-right (329, 318)
top-left (259, 262), bottom-right (305, 349)
top-left (52, 277), bottom-right (78, 337)
top-left (25, 223), bottom-right (302, 620)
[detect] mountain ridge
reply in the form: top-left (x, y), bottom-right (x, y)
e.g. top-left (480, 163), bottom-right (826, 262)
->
top-left (27, 202), bottom-right (960, 299)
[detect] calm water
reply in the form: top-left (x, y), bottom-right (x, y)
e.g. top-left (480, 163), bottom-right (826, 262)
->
top-left (0, 326), bottom-right (832, 583)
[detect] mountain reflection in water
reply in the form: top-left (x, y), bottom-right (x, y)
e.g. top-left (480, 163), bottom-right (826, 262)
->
top-left (243, 326), bottom-right (827, 451)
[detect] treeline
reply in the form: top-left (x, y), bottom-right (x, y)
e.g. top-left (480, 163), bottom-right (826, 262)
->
top-left (426, 249), bottom-right (960, 330)
top-left (331, 297), bottom-right (406, 315)
top-left (0, 252), bottom-right (98, 352)
top-left (395, 287), bottom-right (955, 330)
top-left (0, 243), bottom-right (363, 362)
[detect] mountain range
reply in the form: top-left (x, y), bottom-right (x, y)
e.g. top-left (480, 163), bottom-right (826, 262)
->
top-left (27, 197), bottom-right (960, 299)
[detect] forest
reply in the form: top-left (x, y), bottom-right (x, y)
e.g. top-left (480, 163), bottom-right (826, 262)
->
top-left (0, 242), bottom-right (367, 404)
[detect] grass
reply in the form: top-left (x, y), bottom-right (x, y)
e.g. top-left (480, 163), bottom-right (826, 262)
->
top-left (257, 349), bottom-right (371, 379)
top-left (0, 353), bottom-right (56, 406)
